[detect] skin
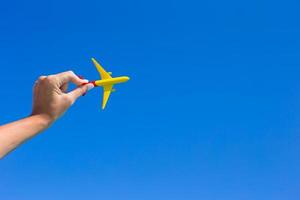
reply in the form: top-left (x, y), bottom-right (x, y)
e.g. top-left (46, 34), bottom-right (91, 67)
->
top-left (0, 71), bottom-right (94, 159)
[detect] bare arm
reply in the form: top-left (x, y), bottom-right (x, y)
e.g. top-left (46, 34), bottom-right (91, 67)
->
top-left (0, 71), bottom-right (94, 159)
top-left (0, 114), bottom-right (52, 158)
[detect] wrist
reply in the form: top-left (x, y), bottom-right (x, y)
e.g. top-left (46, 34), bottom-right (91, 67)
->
top-left (29, 114), bottom-right (54, 129)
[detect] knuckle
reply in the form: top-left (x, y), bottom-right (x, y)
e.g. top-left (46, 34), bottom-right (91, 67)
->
top-left (38, 76), bottom-right (47, 81)
top-left (42, 77), bottom-right (50, 84)
top-left (46, 75), bottom-right (54, 80)
top-left (44, 75), bottom-right (56, 84)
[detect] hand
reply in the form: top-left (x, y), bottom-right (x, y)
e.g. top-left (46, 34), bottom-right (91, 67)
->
top-left (31, 71), bottom-right (94, 125)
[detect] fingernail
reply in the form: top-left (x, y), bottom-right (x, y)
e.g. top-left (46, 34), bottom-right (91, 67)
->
top-left (87, 84), bottom-right (94, 91)
top-left (82, 79), bottom-right (89, 83)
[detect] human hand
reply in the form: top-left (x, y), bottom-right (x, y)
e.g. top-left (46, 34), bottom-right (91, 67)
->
top-left (31, 71), bottom-right (94, 125)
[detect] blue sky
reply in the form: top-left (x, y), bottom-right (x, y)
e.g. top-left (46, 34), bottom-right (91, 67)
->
top-left (1, 0), bottom-right (300, 199)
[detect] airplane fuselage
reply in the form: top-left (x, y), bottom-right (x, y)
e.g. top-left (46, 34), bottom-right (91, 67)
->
top-left (94, 76), bottom-right (130, 87)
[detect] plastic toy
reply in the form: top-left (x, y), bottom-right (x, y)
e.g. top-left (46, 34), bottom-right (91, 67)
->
top-left (82, 58), bottom-right (130, 109)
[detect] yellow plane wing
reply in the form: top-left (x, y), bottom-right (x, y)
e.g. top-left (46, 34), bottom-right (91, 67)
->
top-left (102, 85), bottom-right (113, 109)
top-left (92, 58), bottom-right (112, 80)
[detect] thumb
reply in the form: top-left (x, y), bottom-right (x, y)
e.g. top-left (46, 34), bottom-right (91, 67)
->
top-left (67, 83), bottom-right (94, 103)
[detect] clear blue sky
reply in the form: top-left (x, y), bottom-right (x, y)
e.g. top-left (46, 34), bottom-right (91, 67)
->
top-left (1, 0), bottom-right (300, 199)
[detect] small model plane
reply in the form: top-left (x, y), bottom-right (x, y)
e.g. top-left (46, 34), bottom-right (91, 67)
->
top-left (82, 58), bottom-right (130, 109)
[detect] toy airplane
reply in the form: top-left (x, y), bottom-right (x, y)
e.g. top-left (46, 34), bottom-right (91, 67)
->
top-left (83, 58), bottom-right (130, 109)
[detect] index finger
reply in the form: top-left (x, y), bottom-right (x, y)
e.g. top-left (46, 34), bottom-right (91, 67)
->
top-left (52, 71), bottom-right (88, 86)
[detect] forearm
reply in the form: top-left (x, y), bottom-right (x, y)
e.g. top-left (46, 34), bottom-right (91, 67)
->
top-left (0, 114), bottom-right (52, 159)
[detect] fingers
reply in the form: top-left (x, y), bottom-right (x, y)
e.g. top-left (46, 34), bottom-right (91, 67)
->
top-left (52, 71), bottom-right (88, 87)
top-left (66, 83), bottom-right (94, 104)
